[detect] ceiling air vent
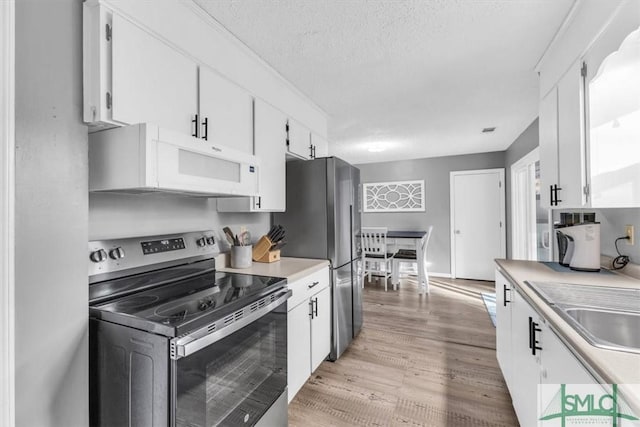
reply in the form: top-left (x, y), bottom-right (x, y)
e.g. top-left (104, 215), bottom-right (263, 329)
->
top-left (482, 127), bottom-right (496, 133)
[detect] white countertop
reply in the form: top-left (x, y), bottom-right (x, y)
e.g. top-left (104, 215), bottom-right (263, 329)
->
top-left (216, 254), bottom-right (330, 283)
top-left (495, 259), bottom-right (640, 413)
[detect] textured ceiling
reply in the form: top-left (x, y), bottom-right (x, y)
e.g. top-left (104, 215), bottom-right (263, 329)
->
top-left (193, 0), bottom-right (575, 164)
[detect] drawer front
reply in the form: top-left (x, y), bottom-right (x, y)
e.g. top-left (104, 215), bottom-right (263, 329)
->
top-left (287, 267), bottom-right (329, 309)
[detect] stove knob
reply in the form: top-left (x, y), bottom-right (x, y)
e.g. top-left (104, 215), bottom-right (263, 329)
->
top-left (89, 249), bottom-right (107, 263)
top-left (206, 236), bottom-right (215, 245)
top-left (109, 247), bottom-right (125, 260)
top-left (196, 237), bottom-right (206, 247)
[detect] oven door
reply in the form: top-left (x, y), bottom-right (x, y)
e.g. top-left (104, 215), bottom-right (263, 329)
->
top-left (171, 289), bottom-right (290, 427)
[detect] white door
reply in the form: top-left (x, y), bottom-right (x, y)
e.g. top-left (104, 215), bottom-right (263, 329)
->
top-left (450, 169), bottom-right (505, 280)
top-left (111, 14), bottom-right (198, 135)
top-left (199, 66), bottom-right (254, 154)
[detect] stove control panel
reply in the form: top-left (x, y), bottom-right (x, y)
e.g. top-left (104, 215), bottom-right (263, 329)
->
top-left (88, 230), bottom-right (219, 279)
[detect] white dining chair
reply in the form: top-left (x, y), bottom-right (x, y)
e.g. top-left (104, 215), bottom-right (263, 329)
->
top-left (392, 226), bottom-right (433, 293)
top-left (361, 227), bottom-right (395, 291)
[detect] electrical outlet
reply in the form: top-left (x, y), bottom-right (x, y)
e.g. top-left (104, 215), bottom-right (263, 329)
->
top-left (625, 225), bottom-right (635, 246)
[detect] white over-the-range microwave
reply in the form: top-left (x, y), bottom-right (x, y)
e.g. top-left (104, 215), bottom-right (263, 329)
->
top-left (89, 123), bottom-right (260, 197)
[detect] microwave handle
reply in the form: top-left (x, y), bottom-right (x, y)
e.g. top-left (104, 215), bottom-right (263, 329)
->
top-left (171, 289), bottom-right (291, 360)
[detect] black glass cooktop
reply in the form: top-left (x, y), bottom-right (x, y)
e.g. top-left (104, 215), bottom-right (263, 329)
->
top-left (90, 263), bottom-right (286, 337)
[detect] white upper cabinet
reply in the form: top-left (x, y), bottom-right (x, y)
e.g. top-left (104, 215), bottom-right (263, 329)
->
top-left (539, 87), bottom-right (559, 209)
top-left (556, 60), bottom-right (588, 208)
top-left (311, 133), bottom-right (329, 158)
top-left (217, 99), bottom-right (287, 212)
top-left (585, 26), bottom-right (640, 208)
top-left (287, 119), bottom-right (312, 159)
top-left (83, 5), bottom-right (198, 135)
top-left (539, 60), bottom-right (587, 209)
top-left (198, 67), bottom-right (254, 154)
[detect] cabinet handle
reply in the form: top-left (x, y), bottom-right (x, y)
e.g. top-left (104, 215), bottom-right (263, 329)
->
top-left (554, 185), bottom-right (562, 205)
top-left (202, 117), bottom-right (208, 141)
top-left (308, 281), bottom-right (320, 289)
top-left (503, 285), bottom-right (510, 306)
top-left (309, 143), bottom-right (314, 159)
top-left (313, 297), bottom-right (318, 317)
top-left (309, 300), bottom-right (314, 319)
top-left (312, 145), bottom-right (316, 159)
top-left (192, 114), bottom-right (199, 138)
top-left (549, 185), bottom-right (554, 206)
top-left (529, 316), bottom-right (542, 355)
top-left (255, 196), bottom-right (261, 209)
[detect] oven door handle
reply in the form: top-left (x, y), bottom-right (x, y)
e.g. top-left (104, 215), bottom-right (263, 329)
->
top-left (171, 289), bottom-right (291, 360)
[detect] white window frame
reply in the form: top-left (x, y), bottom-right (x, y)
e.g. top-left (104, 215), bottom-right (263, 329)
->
top-left (1, 1), bottom-right (15, 426)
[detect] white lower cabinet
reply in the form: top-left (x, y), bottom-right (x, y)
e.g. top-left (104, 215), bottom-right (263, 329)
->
top-left (496, 269), bottom-right (599, 427)
top-left (310, 286), bottom-right (331, 372)
top-left (495, 271), bottom-right (513, 392)
top-left (287, 267), bottom-right (331, 403)
top-left (287, 296), bottom-right (312, 403)
top-left (510, 287), bottom-right (543, 427)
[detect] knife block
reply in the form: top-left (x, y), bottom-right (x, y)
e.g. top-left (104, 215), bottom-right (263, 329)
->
top-left (254, 249), bottom-right (281, 263)
top-left (252, 235), bottom-right (273, 261)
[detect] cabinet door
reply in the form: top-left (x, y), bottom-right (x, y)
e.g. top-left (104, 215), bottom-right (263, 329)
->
top-left (539, 87), bottom-right (559, 209)
top-left (541, 327), bottom-right (596, 385)
top-left (310, 286), bottom-right (331, 373)
top-left (199, 67), bottom-right (253, 154)
top-left (254, 100), bottom-right (287, 210)
top-left (216, 100), bottom-right (287, 212)
top-left (311, 133), bottom-right (329, 158)
top-left (557, 60), bottom-right (587, 207)
top-left (111, 14), bottom-right (197, 135)
top-left (495, 271), bottom-right (513, 393)
top-left (510, 288), bottom-right (543, 427)
top-left (287, 119), bottom-right (312, 159)
top-left (287, 301), bottom-right (311, 403)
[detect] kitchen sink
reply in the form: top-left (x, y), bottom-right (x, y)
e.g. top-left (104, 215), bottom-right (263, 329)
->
top-left (561, 306), bottom-right (640, 353)
top-left (525, 281), bottom-right (640, 354)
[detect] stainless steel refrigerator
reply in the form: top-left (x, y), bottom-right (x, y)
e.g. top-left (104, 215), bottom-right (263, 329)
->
top-left (274, 157), bottom-right (362, 361)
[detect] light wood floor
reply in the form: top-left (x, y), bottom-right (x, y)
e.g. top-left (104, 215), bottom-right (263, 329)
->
top-left (288, 277), bottom-right (519, 427)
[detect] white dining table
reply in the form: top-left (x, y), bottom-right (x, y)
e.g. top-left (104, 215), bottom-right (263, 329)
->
top-left (387, 230), bottom-right (429, 294)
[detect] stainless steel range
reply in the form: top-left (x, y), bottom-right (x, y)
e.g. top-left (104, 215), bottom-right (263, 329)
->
top-left (88, 231), bottom-right (290, 427)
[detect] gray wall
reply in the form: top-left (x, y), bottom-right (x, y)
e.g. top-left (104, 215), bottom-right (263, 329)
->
top-left (89, 194), bottom-right (270, 251)
top-left (504, 118), bottom-right (540, 258)
top-left (356, 152), bottom-right (505, 275)
top-left (15, 0), bottom-right (89, 425)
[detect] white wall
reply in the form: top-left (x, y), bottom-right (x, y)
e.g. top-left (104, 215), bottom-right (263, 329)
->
top-left (14, 0), bottom-right (88, 425)
top-left (0, 1), bottom-right (15, 425)
top-left (89, 194), bottom-right (271, 251)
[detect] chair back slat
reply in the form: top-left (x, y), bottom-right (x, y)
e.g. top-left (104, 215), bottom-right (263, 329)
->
top-left (361, 227), bottom-right (388, 256)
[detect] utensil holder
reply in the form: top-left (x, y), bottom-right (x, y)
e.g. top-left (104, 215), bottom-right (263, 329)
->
top-left (230, 245), bottom-right (253, 269)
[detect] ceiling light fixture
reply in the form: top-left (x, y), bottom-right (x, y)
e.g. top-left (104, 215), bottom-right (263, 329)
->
top-left (367, 144), bottom-right (386, 152)
top-left (482, 127), bottom-right (496, 133)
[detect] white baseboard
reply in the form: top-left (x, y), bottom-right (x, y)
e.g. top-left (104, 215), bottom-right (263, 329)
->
top-left (429, 272), bottom-right (452, 278)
